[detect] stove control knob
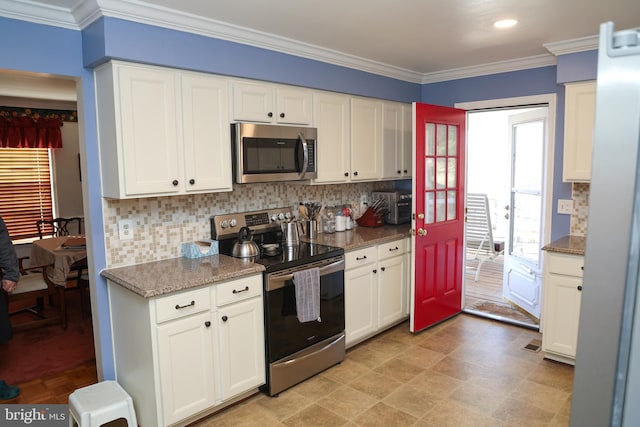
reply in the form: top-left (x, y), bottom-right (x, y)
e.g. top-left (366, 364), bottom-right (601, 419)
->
top-left (284, 212), bottom-right (291, 220)
top-left (220, 220), bottom-right (228, 229)
top-left (229, 219), bottom-right (237, 228)
top-left (278, 213), bottom-right (285, 220)
top-left (270, 214), bottom-right (278, 222)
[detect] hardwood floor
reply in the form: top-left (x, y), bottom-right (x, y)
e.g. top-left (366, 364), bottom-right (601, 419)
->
top-left (6, 360), bottom-right (98, 404)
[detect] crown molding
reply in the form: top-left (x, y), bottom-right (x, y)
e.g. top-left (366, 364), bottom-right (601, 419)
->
top-left (1, 0), bottom-right (597, 84)
top-left (544, 35), bottom-right (599, 56)
top-left (421, 54), bottom-right (558, 84)
top-left (0, 0), bottom-right (79, 29)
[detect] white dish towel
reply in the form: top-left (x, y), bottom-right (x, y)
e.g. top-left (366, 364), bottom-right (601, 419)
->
top-left (293, 267), bottom-right (321, 323)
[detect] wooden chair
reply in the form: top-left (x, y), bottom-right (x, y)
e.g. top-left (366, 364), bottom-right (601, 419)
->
top-left (2, 257), bottom-right (66, 331)
top-left (36, 217), bottom-right (83, 239)
top-left (465, 193), bottom-right (505, 281)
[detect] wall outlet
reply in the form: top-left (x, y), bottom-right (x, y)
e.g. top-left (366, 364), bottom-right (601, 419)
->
top-left (360, 194), bottom-right (369, 206)
top-left (118, 219), bottom-right (134, 240)
top-left (557, 199), bottom-right (574, 215)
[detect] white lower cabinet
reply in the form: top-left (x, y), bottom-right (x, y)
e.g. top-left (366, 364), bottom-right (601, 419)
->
top-left (108, 274), bottom-right (264, 427)
top-left (345, 238), bottom-right (409, 347)
top-left (541, 252), bottom-right (583, 364)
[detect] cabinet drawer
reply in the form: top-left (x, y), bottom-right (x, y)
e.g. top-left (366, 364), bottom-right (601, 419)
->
top-left (346, 246), bottom-right (377, 269)
top-left (216, 274), bottom-right (262, 307)
top-left (547, 253), bottom-right (584, 277)
top-left (155, 287), bottom-right (211, 324)
top-left (378, 239), bottom-right (407, 259)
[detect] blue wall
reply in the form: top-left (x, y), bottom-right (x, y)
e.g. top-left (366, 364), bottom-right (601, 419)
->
top-left (1, 14), bottom-right (598, 379)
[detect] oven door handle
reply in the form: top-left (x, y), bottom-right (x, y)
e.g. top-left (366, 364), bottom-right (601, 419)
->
top-left (266, 258), bottom-right (344, 291)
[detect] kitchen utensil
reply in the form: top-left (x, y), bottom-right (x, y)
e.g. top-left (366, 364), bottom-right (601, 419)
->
top-left (298, 204), bottom-right (309, 220)
top-left (281, 221), bottom-right (300, 246)
top-left (231, 226), bottom-right (260, 258)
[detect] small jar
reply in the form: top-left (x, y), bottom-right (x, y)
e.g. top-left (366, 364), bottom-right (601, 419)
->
top-left (335, 212), bottom-right (346, 232)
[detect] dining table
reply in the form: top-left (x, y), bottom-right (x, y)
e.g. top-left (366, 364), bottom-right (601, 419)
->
top-left (29, 235), bottom-right (88, 287)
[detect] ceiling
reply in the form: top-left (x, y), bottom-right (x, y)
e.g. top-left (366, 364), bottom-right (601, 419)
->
top-left (2, 0), bottom-right (640, 83)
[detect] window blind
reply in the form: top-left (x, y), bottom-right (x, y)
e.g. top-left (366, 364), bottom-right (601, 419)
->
top-left (0, 148), bottom-right (53, 240)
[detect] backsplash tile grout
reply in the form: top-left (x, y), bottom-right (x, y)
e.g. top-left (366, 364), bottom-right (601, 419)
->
top-left (103, 181), bottom-right (394, 267)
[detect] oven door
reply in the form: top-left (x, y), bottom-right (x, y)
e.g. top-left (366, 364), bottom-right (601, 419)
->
top-left (264, 256), bottom-right (344, 363)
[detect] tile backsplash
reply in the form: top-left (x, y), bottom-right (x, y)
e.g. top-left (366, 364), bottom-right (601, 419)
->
top-left (570, 182), bottom-right (590, 236)
top-left (103, 181), bottom-right (394, 267)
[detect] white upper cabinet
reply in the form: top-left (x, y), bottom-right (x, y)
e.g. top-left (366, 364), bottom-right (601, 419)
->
top-left (232, 81), bottom-right (312, 125)
top-left (312, 92), bottom-right (351, 183)
top-left (563, 81), bottom-right (596, 182)
top-left (351, 97), bottom-right (382, 181)
top-left (95, 61), bottom-right (232, 199)
top-left (381, 101), bottom-right (412, 179)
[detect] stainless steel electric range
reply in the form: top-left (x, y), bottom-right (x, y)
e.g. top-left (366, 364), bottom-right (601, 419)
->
top-left (211, 208), bottom-right (345, 396)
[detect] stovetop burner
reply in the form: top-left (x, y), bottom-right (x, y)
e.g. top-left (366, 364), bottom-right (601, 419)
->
top-left (211, 208), bottom-right (344, 273)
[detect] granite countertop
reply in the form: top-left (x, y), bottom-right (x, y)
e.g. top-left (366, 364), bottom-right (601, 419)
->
top-left (541, 235), bottom-right (586, 256)
top-left (304, 224), bottom-right (411, 250)
top-left (102, 224), bottom-right (410, 299)
top-left (101, 255), bottom-right (265, 298)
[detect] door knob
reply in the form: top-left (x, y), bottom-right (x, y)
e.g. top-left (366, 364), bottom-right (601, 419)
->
top-left (417, 228), bottom-right (427, 236)
top-left (417, 213), bottom-right (425, 219)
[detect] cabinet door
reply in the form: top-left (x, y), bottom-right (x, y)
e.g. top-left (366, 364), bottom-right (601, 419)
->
top-left (117, 65), bottom-right (181, 196)
top-left (542, 274), bottom-right (582, 358)
top-left (402, 103), bottom-right (412, 178)
top-left (218, 297), bottom-right (265, 400)
top-left (377, 255), bottom-right (407, 328)
top-left (381, 102), bottom-right (403, 179)
top-left (157, 311), bottom-right (216, 426)
top-left (232, 82), bottom-right (275, 123)
top-left (351, 98), bottom-right (382, 181)
top-left (276, 87), bottom-right (313, 125)
top-left (345, 265), bottom-right (377, 346)
top-left (181, 74), bottom-right (232, 192)
top-left (313, 92), bottom-right (351, 183)
top-left (563, 81), bottom-right (596, 182)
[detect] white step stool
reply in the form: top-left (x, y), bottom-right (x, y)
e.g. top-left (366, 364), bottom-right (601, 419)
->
top-left (68, 381), bottom-right (137, 427)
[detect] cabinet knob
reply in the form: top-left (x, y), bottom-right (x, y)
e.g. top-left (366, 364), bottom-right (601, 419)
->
top-left (373, 269), bottom-right (377, 274)
top-left (354, 171), bottom-right (358, 176)
top-left (172, 180), bottom-right (179, 186)
top-left (189, 179), bottom-right (195, 185)
top-left (381, 266), bottom-right (386, 272)
top-left (344, 172), bottom-right (349, 177)
top-left (267, 112), bottom-right (273, 118)
top-left (280, 113), bottom-right (285, 118)
top-left (222, 315), bottom-right (228, 322)
top-left (403, 170), bottom-right (408, 174)
top-left (205, 321), bottom-right (211, 327)
top-left (577, 285), bottom-right (583, 291)
top-left (397, 170), bottom-right (401, 174)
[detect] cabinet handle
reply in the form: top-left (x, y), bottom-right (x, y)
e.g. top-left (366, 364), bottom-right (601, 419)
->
top-left (205, 321), bottom-right (211, 327)
top-left (175, 300), bottom-right (195, 310)
top-left (356, 255), bottom-right (367, 261)
top-left (389, 247), bottom-right (399, 252)
top-left (267, 112), bottom-right (273, 118)
top-left (381, 266), bottom-right (386, 272)
top-left (577, 285), bottom-right (583, 291)
top-left (222, 315), bottom-right (228, 322)
top-left (280, 113), bottom-right (285, 118)
top-left (232, 286), bottom-right (250, 294)
top-left (189, 179), bottom-right (195, 185)
top-left (172, 179), bottom-right (179, 186)
top-left (373, 269), bottom-right (377, 274)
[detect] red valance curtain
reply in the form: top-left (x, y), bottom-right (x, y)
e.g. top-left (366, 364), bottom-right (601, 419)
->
top-left (0, 116), bottom-right (63, 148)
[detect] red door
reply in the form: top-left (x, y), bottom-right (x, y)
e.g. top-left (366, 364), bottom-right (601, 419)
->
top-left (411, 103), bottom-right (466, 333)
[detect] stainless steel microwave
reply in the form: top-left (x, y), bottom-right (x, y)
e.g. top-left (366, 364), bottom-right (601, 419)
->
top-left (232, 123), bottom-right (317, 184)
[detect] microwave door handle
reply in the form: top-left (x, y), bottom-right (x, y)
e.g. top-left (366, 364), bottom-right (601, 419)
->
top-left (298, 132), bottom-right (309, 178)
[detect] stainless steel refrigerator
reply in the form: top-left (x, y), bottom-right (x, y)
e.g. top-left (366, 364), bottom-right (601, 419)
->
top-left (571, 22), bottom-right (640, 427)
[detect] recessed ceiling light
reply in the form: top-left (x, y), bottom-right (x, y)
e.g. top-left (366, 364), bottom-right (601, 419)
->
top-left (494, 19), bottom-right (518, 29)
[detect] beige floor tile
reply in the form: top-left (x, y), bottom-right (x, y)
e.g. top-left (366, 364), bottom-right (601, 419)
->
top-left (360, 335), bottom-right (411, 357)
top-left (373, 357), bottom-right (426, 383)
top-left (511, 379), bottom-right (572, 414)
top-left (208, 400), bottom-right (286, 426)
top-left (415, 399), bottom-right (506, 427)
top-left (352, 402), bottom-right (417, 427)
top-left (394, 344), bottom-right (444, 369)
top-left (430, 355), bottom-right (478, 381)
top-left (316, 385), bottom-right (377, 420)
top-left (383, 383), bottom-right (442, 418)
top-left (320, 358), bottom-right (371, 385)
top-left (407, 371), bottom-right (464, 397)
top-left (281, 403), bottom-right (348, 427)
top-left (492, 396), bottom-right (556, 427)
top-left (254, 388), bottom-right (313, 421)
top-left (348, 370), bottom-right (402, 400)
top-left (528, 359), bottom-right (575, 392)
top-left (416, 333), bottom-right (462, 355)
top-left (291, 374), bottom-right (342, 400)
top-left (346, 345), bottom-right (395, 369)
top-left (447, 383), bottom-right (509, 415)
